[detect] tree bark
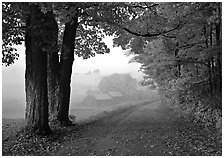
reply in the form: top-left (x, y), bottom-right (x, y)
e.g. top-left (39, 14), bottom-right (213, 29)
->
top-left (211, 58), bottom-right (216, 91)
top-left (46, 12), bottom-right (60, 118)
top-left (57, 16), bottom-right (79, 124)
top-left (215, 20), bottom-right (222, 92)
top-left (25, 5), bottom-right (50, 134)
top-left (174, 42), bottom-right (181, 77)
top-left (203, 24), bottom-right (213, 97)
top-left (208, 61), bottom-right (214, 96)
top-left (209, 24), bottom-right (216, 93)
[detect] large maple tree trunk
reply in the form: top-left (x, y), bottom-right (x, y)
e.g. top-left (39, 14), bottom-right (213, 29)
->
top-left (57, 17), bottom-right (79, 124)
top-left (25, 5), bottom-right (50, 134)
top-left (48, 48), bottom-right (60, 118)
top-left (46, 12), bottom-right (60, 118)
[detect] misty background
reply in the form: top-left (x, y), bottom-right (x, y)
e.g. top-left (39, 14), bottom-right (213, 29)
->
top-left (2, 37), bottom-right (145, 119)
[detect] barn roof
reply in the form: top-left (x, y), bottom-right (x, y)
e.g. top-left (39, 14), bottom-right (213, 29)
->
top-left (108, 91), bottom-right (123, 97)
top-left (93, 94), bottom-right (112, 100)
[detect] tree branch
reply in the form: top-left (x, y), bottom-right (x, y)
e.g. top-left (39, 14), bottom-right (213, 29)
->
top-left (179, 42), bottom-right (204, 49)
top-left (89, 15), bottom-right (182, 38)
top-left (178, 58), bottom-right (209, 67)
top-left (129, 3), bottom-right (159, 9)
top-left (122, 22), bottom-right (182, 38)
top-left (190, 79), bottom-right (209, 85)
top-left (162, 34), bottom-right (177, 39)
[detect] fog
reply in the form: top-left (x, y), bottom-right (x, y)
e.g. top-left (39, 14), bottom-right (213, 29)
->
top-left (2, 42), bottom-right (147, 119)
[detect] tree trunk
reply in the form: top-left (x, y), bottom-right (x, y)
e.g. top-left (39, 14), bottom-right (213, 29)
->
top-left (208, 61), bottom-right (214, 96)
top-left (209, 24), bottom-right (216, 92)
top-left (203, 24), bottom-right (213, 97)
top-left (57, 16), bottom-right (79, 124)
top-left (46, 12), bottom-right (60, 118)
top-left (174, 42), bottom-right (181, 77)
top-left (215, 20), bottom-right (222, 92)
top-left (211, 58), bottom-right (216, 91)
top-left (25, 5), bottom-right (50, 134)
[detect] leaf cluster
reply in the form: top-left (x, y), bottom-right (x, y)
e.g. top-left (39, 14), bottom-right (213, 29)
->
top-left (2, 3), bottom-right (27, 66)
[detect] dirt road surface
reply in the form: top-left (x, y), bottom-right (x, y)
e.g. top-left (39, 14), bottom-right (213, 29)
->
top-left (54, 99), bottom-right (221, 156)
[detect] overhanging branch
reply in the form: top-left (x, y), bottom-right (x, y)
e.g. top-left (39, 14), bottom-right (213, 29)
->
top-left (87, 15), bottom-right (182, 38)
top-left (121, 23), bottom-right (181, 38)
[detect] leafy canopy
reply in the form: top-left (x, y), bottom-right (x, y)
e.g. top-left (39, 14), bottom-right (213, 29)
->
top-left (2, 2), bottom-right (136, 65)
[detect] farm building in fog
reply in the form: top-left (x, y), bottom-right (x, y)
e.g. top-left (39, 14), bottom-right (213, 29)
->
top-left (83, 93), bottom-right (112, 106)
top-left (108, 91), bottom-right (123, 97)
top-left (108, 91), bottom-right (124, 104)
top-left (83, 90), bottom-right (124, 106)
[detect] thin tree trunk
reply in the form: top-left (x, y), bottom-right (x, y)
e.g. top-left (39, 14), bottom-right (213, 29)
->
top-left (25, 5), bottom-right (50, 134)
top-left (209, 24), bottom-right (216, 92)
top-left (175, 42), bottom-right (181, 77)
top-left (204, 25), bottom-right (209, 48)
top-left (208, 61), bottom-right (214, 96)
top-left (57, 16), bottom-right (79, 124)
top-left (211, 58), bottom-right (216, 91)
top-left (195, 64), bottom-right (199, 77)
top-left (203, 24), bottom-right (213, 97)
top-left (209, 24), bottom-right (213, 46)
top-left (215, 19), bottom-right (222, 92)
